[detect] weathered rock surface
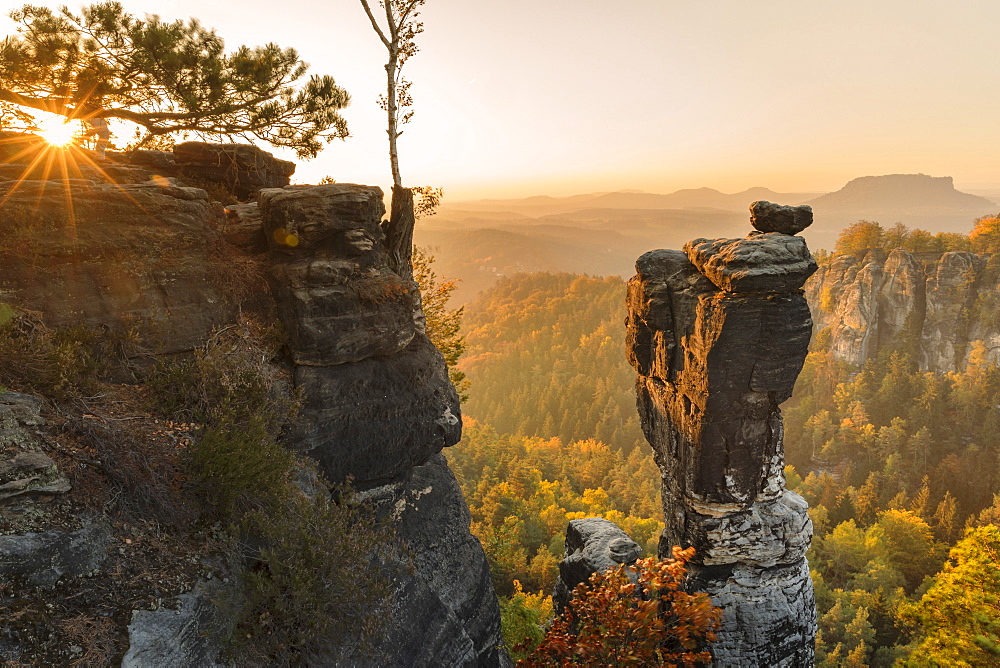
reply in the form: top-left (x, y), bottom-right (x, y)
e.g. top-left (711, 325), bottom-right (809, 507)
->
top-left (0, 450), bottom-right (71, 500)
top-left (0, 392), bottom-right (106, 589)
top-left (627, 219), bottom-right (817, 666)
top-left (361, 454), bottom-right (507, 667)
top-left (553, 517), bottom-right (641, 615)
top-left (122, 582), bottom-right (225, 668)
top-left (294, 336), bottom-right (461, 485)
top-left (685, 233), bottom-right (817, 293)
top-left (0, 179), bottom-right (237, 354)
top-left (260, 184), bottom-right (419, 367)
top-left (259, 184), bottom-right (501, 660)
top-left (0, 156), bottom-right (503, 665)
top-left (750, 200), bottom-right (813, 235)
top-left (805, 248), bottom-right (1000, 371)
top-left (0, 521), bottom-right (112, 589)
top-left (174, 141), bottom-right (295, 199)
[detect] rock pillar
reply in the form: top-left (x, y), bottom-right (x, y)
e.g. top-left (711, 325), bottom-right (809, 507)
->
top-left (626, 202), bottom-right (818, 666)
top-left (259, 184), bottom-right (504, 664)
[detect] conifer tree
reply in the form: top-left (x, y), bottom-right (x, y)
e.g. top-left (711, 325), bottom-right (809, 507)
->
top-left (0, 3), bottom-right (350, 157)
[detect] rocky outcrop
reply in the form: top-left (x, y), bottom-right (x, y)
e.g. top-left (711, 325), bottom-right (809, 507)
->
top-left (0, 393), bottom-right (111, 591)
top-left (174, 141), bottom-right (296, 199)
top-left (806, 248), bottom-right (1000, 371)
top-left (0, 158), bottom-right (503, 664)
top-left (0, 178), bottom-right (238, 354)
top-left (552, 517), bottom-right (642, 615)
top-left (258, 183), bottom-right (499, 662)
top-left (260, 184), bottom-right (463, 486)
top-left (626, 210), bottom-right (817, 666)
top-left (356, 454), bottom-right (506, 666)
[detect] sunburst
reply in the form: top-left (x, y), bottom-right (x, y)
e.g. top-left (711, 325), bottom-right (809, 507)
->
top-left (33, 112), bottom-right (80, 148)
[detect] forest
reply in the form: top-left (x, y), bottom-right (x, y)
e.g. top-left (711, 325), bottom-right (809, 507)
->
top-left (444, 220), bottom-right (1000, 665)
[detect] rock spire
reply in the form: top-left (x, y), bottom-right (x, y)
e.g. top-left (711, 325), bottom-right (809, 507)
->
top-left (626, 200), bottom-right (818, 666)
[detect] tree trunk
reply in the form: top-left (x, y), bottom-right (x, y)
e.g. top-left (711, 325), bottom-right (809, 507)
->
top-left (386, 185), bottom-right (415, 281)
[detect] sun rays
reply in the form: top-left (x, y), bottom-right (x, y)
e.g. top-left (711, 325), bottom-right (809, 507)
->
top-left (0, 117), bottom-right (153, 244)
top-left (33, 112), bottom-right (81, 148)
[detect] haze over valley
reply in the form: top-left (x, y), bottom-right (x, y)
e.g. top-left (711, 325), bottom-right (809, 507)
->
top-left (419, 173), bottom-right (999, 303)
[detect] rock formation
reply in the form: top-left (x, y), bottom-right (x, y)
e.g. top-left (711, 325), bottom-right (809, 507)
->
top-left (173, 141), bottom-right (296, 199)
top-left (806, 248), bottom-right (1000, 371)
top-left (552, 517), bottom-right (642, 615)
top-left (0, 148), bottom-right (503, 665)
top-left (625, 201), bottom-right (817, 666)
top-left (258, 183), bottom-right (502, 663)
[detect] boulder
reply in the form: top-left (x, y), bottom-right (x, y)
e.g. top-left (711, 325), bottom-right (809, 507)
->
top-left (749, 200), bottom-right (813, 235)
top-left (174, 141), bottom-right (295, 200)
top-left (553, 517), bottom-right (641, 615)
top-left (684, 233), bottom-right (818, 293)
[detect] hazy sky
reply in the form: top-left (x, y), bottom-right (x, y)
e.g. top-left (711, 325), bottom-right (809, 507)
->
top-left (3, 0), bottom-right (999, 199)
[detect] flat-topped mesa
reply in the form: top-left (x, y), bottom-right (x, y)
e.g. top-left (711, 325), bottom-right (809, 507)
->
top-left (626, 201), bottom-right (817, 667)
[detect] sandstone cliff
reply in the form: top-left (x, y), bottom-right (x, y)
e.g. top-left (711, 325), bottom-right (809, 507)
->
top-left (806, 248), bottom-right (1000, 371)
top-left (0, 144), bottom-right (504, 665)
top-left (624, 203), bottom-right (818, 666)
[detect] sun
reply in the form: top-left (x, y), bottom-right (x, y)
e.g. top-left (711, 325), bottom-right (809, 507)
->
top-left (34, 112), bottom-right (79, 147)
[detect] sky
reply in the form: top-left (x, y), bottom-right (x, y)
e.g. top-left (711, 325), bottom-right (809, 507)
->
top-left (2, 0), bottom-right (999, 200)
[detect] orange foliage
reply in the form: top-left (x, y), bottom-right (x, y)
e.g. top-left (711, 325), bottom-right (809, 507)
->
top-left (521, 547), bottom-right (721, 667)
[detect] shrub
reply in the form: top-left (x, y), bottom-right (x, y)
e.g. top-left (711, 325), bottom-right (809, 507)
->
top-left (500, 580), bottom-right (554, 662)
top-left (145, 318), bottom-right (299, 521)
top-left (187, 416), bottom-right (295, 519)
top-left (0, 307), bottom-right (102, 400)
top-left (522, 548), bottom-right (721, 667)
top-left (147, 318), bottom-right (295, 429)
top-left (229, 481), bottom-right (398, 665)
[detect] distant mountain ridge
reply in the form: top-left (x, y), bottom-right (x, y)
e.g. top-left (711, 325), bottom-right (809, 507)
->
top-left (442, 187), bottom-right (820, 219)
top-left (803, 174), bottom-right (997, 250)
top-left (419, 175), bottom-right (1000, 303)
top-left (806, 174), bottom-right (994, 212)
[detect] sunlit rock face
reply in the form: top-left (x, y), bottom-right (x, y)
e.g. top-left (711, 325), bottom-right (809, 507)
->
top-left (805, 248), bottom-right (1000, 372)
top-left (626, 206), bottom-right (817, 666)
top-left (0, 179), bottom-right (236, 353)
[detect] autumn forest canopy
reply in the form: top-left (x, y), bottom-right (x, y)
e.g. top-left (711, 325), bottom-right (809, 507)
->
top-left (3, 1), bottom-right (1000, 664)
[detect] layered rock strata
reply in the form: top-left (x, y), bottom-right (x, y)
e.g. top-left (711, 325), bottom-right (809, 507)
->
top-left (259, 184), bottom-right (502, 663)
top-left (806, 248), bottom-right (1000, 371)
top-left (0, 165), bottom-right (504, 665)
top-left (0, 179), bottom-right (236, 353)
top-left (626, 202), bottom-right (817, 666)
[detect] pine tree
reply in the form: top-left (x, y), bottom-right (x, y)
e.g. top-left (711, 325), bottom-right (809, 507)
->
top-left (0, 3), bottom-right (349, 156)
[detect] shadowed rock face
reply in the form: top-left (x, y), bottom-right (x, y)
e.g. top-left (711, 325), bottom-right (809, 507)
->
top-left (627, 222), bottom-right (817, 666)
top-left (259, 184), bottom-right (501, 664)
top-left (260, 184), bottom-right (463, 487)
